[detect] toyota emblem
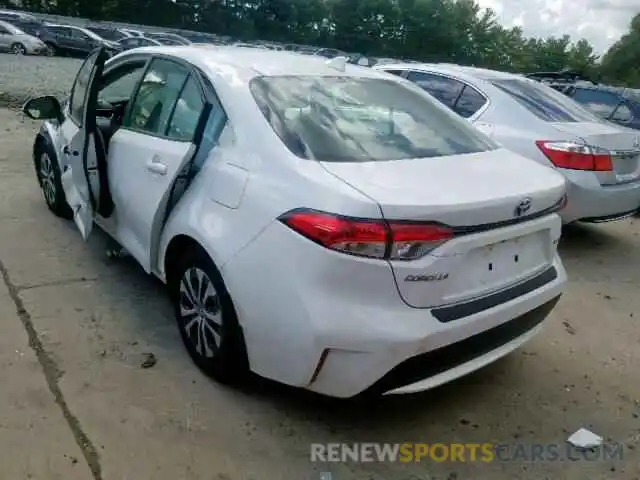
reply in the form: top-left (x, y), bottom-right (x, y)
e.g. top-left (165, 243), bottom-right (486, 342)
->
top-left (514, 197), bottom-right (532, 217)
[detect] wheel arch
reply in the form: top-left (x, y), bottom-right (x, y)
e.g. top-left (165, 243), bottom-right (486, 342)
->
top-left (33, 123), bottom-right (64, 168)
top-left (163, 234), bottom-right (204, 288)
top-left (161, 231), bottom-right (228, 290)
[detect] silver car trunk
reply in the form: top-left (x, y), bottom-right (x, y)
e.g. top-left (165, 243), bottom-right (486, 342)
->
top-left (550, 122), bottom-right (640, 185)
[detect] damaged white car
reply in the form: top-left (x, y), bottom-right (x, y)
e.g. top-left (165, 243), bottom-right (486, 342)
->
top-left (23, 46), bottom-right (567, 398)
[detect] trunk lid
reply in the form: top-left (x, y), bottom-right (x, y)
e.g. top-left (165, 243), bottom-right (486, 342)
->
top-left (320, 148), bottom-right (566, 225)
top-left (321, 149), bottom-right (565, 309)
top-left (550, 121), bottom-right (640, 185)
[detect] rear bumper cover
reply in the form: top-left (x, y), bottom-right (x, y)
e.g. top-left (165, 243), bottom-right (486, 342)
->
top-left (561, 171), bottom-right (640, 223)
top-left (367, 295), bottom-right (560, 395)
top-left (224, 218), bottom-right (566, 398)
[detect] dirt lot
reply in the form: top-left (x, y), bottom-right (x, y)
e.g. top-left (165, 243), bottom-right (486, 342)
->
top-left (0, 106), bottom-right (639, 480)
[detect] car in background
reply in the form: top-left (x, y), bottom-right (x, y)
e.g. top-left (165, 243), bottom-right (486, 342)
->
top-left (44, 23), bottom-right (119, 57)
top-left (145, 31), bottom-right (190, 45)
top-left (1, 17), bottom-right (57, 55)
top-left (85, 25), bottom-right (131, 42)
top-left (0, 19), bottom-right (47, 55)
top-left (179, 31), bottom-right (228, 45)
top-left (314, 47), bottom-right (347, 58)
top-left (232, 41), bottom-right (267, 49)
top-left (22, 46), bottom-right (566, 398)
top-left (120, 28), bottom-right (144, 37)
top-left (526, 72), bottom-right (640, 131)
top-left (0, 9), bottom-right (38, 23)
top-left (375, 63), bottom-right (640, 224)
top-left (113, 35), bottom-right (186, 52)
top-left (114, 36), bottom-right (163, 52)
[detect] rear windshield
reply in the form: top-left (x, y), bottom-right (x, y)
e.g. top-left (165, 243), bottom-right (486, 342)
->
top-left (250, 75), bottom-right (497, 162)
top-left (491, 78), bottom-right (603, 123)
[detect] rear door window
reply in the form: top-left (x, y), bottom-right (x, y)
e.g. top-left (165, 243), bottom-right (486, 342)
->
top-left (125, 58), bottom-right (190, 136)
top-left (491, 78), bottom-right (602, 123)
top-left (453, 86), bottom-right (486, 118)
top-left (570, 88), bottom-right (621, 119)
top-left (405, 71), bottom-right (463, 108)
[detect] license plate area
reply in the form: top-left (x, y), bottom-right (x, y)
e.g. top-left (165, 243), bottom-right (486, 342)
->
top-left (612, 151), bottom-right (640, 182)
top-left (445, 231), bottom-right (550, 303)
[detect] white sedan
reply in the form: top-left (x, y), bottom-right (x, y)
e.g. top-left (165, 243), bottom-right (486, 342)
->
top-left (23, 46), bottom-right (567, 398)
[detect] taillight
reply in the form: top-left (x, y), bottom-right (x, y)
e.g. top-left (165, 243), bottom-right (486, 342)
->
top-left (278, 209), bottom-right (453, 260)
top-left (536, 140), bottom-right (612, 171)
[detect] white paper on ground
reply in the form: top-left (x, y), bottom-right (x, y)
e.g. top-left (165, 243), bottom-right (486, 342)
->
top-left (567, 428), bottom-right (603, 449)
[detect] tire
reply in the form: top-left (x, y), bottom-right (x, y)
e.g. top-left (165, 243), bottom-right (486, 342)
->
top-left (45, 43), bottom-right (56, 56)
top-left (35, 141), bottom-right (73, 219)
top-left (169, 246), bottom-right (249, 385)
top-left (10, 43), bottom-right (27, 55)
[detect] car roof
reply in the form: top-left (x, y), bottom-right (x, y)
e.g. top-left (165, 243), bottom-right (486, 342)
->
top-left (121, 46), bottom-right (386, 82)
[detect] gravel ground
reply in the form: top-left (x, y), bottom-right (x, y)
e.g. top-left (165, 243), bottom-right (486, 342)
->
top-left (0, 54), bottom-right (81, 107)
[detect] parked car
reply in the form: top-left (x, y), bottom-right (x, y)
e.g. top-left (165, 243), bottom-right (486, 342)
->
top-left (145, 32), bottom-right (190, 45)
top-left (0, 19), bottom-right (47, 55)
top-left (375, 63), bottom-right (640, 224)
top-left (44, 24), bottom-right (119, 57)
top-left (0, 9), bottom-right (38, 23)
top-left (22, 47), bottom-right (566, 398)
top-left (113, 36), bottom-right (163, 52)
top-left (4, 18), bottom-right (57, 55)
top-left (85, 25), bottom-right (131, 42)
top-left (120, 28), bottom-right (144, 37)
top-left (526, 72), bottom-right (640, 131)
top-left (314, 47), bottom-right (347, 58)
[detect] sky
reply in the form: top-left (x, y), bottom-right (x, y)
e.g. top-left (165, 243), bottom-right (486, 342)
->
top-left (475, 0), bottom-right (638, 55)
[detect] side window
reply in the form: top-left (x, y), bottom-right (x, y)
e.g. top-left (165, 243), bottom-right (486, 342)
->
top-left (611, 103), bottom-right (633, 123)
top-left (166, 75), bottom-right (205, 141)
top-left (124, 58), bottom-right (189, 135)
top-left (453, 86), bottom-right (487, 118)
top-left (57, 27), bottom-right (71, 37)
top-left (0, 26), bottom-right (9, 34)
top-left (98, 63), bottom-right (146, 104)
top-left (571, 88), bottom-right (621, 119)
top-left (405, 71), bottom-right (464, 108)
top-left (71, 28), bottom-right (89, 40)
top-left (69, 50), bottom-right (100, 124)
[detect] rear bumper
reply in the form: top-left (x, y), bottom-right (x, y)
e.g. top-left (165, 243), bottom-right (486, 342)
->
top-left (223, 213), bottom-right (567, 397)
top-left (369, 295), bottom-right (559, 395)
top-left (309, 258), bottom-right (565, 398)
top-left (561, 171), bottom-right (640, 223)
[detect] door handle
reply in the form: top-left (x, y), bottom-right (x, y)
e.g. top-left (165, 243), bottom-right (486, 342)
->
top-left (146, 158), bottom-right (167, 175)
top-left (62, 145), bottom-right (79, 156)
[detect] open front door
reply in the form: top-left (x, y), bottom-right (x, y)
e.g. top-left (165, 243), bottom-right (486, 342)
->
top-left (59, 47), bottom-right (110, 240)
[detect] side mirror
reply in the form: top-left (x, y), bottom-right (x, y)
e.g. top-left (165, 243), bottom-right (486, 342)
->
top-left (22, 95), bottom-right (63, 122)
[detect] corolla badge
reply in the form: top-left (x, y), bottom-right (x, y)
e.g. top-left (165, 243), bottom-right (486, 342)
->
top-left (514, 197), bottom-right (532, 218)
top-left (404, 273), bottom-right (449, 282)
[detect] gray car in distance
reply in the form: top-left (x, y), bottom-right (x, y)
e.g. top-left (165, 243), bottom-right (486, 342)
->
top-left (375, 63), bottom-right (640, 224)
top-left (0, 19), bottom-right (47, 54)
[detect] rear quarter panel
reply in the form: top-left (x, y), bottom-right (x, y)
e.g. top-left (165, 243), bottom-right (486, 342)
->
top-left (473, 82), bottom-right (568, 168)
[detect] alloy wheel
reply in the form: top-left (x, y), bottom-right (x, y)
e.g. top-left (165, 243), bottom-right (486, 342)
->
top-left (39, 152), bottom-right (56, 206)
top-left (11, 44), bottom-right (26, 55)
top-left (178, 267), bottom-right (223, 358)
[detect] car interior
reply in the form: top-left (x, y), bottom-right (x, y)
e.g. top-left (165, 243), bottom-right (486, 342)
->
top-left (94, 61), bottom-right (148, 151)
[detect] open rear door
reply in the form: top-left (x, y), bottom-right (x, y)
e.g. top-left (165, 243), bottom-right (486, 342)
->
top-left (60, 47), bottom-right (110, 240)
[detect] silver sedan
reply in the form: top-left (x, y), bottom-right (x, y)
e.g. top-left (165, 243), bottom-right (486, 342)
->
top-left (0, 19), bottom-right (47, 55)
top-left (375, 63), bottom-right (640, 224)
